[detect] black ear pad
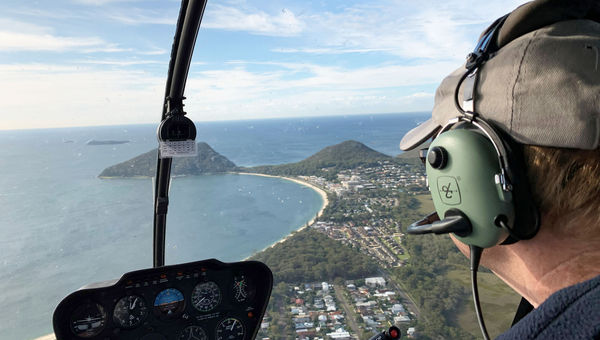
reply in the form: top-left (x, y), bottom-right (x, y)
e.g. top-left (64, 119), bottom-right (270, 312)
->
top-left (496, 129), bottom-right (540, 242)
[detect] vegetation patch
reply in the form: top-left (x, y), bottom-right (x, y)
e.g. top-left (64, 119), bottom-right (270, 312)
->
top-left (250, 228), bottom-right (379, 284)
top-left (446, 269), bottom-right (521, 339)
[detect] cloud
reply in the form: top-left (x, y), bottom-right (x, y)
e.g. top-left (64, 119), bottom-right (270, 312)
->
top-left (0, 59), bottom-right (440, 129)
top-left (272, 47), bottom-right (394, 54)
top-left (76, 59), bottom-right (161, 66)
top-left (107, 11), bottom-right (175, 25)
top-left (139, 48), bottom-right (168, 55)
top-left (0, 19), bottom-right (118, 52)
top-left (203, 5), bottom-right (304, 36)
top-left (268, 0), bottom-right (525, 61)
top-left (180, 61), bottom-right (450, 120)
top-left (0, 63), bottom-right (165, 129)
top-left (71, 0), bottom-right (144, 5)
top-left (0, 31), bottom-right (105, 52)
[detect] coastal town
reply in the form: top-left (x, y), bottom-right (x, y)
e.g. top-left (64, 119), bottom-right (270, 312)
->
top-left (258, 159), bottom-right (429, 339)
top-left (303, 160), bottom-right (427, 269)
top-left (257, 277), bottom-right (418, 340)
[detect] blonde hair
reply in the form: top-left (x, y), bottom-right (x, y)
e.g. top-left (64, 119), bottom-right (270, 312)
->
top-left (523, 146), bottom-right (600, 237)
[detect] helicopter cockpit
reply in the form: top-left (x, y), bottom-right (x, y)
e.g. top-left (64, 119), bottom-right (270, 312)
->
top-left (4, 0), bottom-right (547, 339)
top-left (51, 1), bottom-right (274, 339)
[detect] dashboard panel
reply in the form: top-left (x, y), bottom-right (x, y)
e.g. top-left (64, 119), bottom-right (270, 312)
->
top-left (53, 259), bottom-right (272, 340)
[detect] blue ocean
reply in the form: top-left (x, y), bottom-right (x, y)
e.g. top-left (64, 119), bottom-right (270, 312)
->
top-left (0, 112), bottom-right (428, 339)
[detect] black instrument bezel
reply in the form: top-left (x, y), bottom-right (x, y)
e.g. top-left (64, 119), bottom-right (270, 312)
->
top-left (53, 259), bottom-right (272, 340)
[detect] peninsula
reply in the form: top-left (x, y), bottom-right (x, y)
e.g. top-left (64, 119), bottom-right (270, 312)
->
top-left (98, 140), bottom-right (396, 179)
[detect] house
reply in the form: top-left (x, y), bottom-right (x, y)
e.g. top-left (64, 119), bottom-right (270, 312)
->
top-left (365, 277), bottom-right (386, 288)
top-left (394, 315), bottom-right (411, 323)
top-left (326, 328), bottom-right (352, 339)
top-left (391, 304), bottom-right (406, 314)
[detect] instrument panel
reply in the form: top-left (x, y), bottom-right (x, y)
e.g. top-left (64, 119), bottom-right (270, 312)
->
top-left (53, 259), bottom-right (272, 340)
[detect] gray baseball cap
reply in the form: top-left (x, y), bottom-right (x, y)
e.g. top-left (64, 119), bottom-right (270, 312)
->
top-left (400, 0), bottom-right (600, 151)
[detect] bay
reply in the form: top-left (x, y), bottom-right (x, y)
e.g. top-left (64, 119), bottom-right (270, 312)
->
top-left (0, 112), bottom-right (428, 339)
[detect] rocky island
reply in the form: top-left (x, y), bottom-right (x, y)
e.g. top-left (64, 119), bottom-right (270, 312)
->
top-left (98, 142), bottom-right (237, 178)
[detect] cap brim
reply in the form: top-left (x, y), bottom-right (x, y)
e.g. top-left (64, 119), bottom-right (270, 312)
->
top-left (400, 119), bottom-right (440, 151)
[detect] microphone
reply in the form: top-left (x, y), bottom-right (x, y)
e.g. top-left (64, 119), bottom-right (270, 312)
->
top-left (407, 209), bottom-right (472, 237)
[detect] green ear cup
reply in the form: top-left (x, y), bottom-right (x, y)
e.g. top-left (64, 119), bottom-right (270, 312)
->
top-left (427, 129), bottom-right (513, 248)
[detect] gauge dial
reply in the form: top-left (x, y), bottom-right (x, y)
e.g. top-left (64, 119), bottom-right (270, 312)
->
top-left (216, 318), bottom-right (245, 340)
top-left (178, 325), bottom-right (208, 340)
top-left (70, 303), bottom-right (106, 338)
top-left (191, 281), bottom-right (221, 312)
top-left (154, 288), bottom-right (185, 318)
top-left (232, 275), bottom-right (255, 303)
top-left (113, 295), bottom-right (148, 328)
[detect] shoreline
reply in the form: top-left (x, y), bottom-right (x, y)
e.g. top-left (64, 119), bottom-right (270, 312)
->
top-left (233, 172), bottom-right (330, 259)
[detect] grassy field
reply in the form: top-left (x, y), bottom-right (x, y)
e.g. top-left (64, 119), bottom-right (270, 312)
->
top-left (447, 268), bottom-right (522, 338)
top-left (414, 193), bottom-right (434, 215)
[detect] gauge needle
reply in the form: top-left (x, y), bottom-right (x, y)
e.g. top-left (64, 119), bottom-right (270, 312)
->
top-left (130, 298), bottom-right (138, 310)
top-left (229, 320), bottom-right (236, 331)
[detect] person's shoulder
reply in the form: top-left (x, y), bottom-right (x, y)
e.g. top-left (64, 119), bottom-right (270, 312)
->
top-left (497, 275), bottom-right (600, 340)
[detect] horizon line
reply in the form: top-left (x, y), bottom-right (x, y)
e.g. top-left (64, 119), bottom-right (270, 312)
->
top-left (0, 111), bottom-right (431, 132)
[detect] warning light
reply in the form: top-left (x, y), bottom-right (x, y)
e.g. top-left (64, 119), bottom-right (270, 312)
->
top-left (160, 274), bottom-right (167, 279)
top-left (201, 267), bottom-right (207, 272)
top-left (177, 272), bottom-right (183, 276)
top-left (387, 326), bottom-right (401, 339)
top-left (247, 312), bottom-right (254, 318)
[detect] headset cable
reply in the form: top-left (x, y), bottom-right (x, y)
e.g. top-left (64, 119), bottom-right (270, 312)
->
top-left (470, 245), bottom-right (490, 340)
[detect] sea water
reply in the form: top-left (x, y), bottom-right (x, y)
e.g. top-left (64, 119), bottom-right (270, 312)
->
top-left (0, 112), bottom-right (428, 339)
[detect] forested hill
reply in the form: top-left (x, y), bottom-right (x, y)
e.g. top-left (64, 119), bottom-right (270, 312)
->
top-left (250, 228), bottom-right (378, 283)
top-left (244, 140), bottom-right (394, 178)
top-left (98, 142), bottom-right (237, 178)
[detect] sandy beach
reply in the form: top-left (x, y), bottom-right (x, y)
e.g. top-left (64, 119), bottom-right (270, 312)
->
top-left (234, 172), bottom-right (330, 257)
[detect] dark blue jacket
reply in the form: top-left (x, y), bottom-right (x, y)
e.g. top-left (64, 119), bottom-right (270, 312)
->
top-left (497, 275), bottom-right (600, 339)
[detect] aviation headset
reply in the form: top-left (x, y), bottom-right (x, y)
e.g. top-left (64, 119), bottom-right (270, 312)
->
top-left (404, 2), bottom-right (600, 337)
top-left (407, 14), bottom-right (540, 248)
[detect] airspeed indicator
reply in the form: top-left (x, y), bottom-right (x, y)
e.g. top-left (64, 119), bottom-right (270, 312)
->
top-left (191, 281), bottom-right (221, 312)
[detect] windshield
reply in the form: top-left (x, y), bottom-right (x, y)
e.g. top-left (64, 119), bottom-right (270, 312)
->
top-left (1, 1), bottom-right (524, 339)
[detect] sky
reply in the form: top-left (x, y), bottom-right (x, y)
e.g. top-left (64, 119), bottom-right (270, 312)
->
top-left (0, 0), bottom-right (525, 130)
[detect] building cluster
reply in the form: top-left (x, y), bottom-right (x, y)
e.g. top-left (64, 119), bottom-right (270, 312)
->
top-left (346, 277), bottom-right (414, 334)
top-left (258, 280), bottom-right (352, 340)
top-left (298, 160), bottom-right (426, 197)
top-left (258, 278), bottom-right (417, 340)
top-left (312, 220), bottom-right (406, 268)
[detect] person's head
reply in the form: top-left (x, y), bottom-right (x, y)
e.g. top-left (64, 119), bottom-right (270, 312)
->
top-left (400, 0), bottom-right (600, 246)
top-left (523, 145), bottom-right (600, 240)
top-left (399, 0), bottom-right (600, 305)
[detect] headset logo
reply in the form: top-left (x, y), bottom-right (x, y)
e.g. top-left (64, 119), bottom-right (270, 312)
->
top-left (437, 176), bottom-right (461, 205)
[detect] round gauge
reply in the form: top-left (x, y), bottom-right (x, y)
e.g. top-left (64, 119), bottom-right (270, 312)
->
top-left (232, 275), bottom-right (255, 303)
top-left (191, 281), bottom-right (221, 312)
top-left (216, 318), bottom-right (245, 340)
top-left (70, 303), bottom-right (107, 338)
top-left (153, 288), bottom-right (185, 318)
top-left (113, 295), bottom-right (148, 328)
top-left (178, 325), bottom-right (208, 340)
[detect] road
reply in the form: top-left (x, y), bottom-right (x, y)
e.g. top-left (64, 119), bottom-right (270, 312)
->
top-left (333, 284), bottom-right (362, 338)
top-left (380, 269), bottom-right (422, 321)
